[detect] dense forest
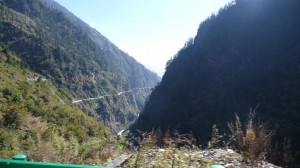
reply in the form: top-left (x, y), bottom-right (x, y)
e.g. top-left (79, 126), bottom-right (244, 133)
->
top-left (0, 0), bottom-right (160, 132)
top-left (133, 0), bottom-right (300, 166)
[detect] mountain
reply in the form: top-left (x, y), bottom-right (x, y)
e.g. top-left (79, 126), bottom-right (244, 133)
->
top-left (0, 44), bottom-right (113, 163)
top-left (0, 0), bottom-right (160, 132)
top-left (41, 0), bottom-right (159, 89)
top-left (133, 0), bottom-right (300, 165)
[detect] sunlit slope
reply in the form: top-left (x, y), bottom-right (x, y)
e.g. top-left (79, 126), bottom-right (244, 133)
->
top-left (0, 0), bottom-right (160, 132)
top-left (0, 44), bottom-right (113, 164)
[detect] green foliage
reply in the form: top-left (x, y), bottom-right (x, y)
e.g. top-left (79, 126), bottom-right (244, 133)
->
top-left (2, 102), bottom-right (28, 129)
top-left (208, 125), bottom-right (220, 149)
top-left (0, 0), bottom-right (160, 133)
top-left (227, 114), bottom-right (243, 150)
top-left (65, 124), bottom-right (87, 143)
top-left (79, 140), bottom-right (101, 159)
top-left (123, 129), bottom-right (209, 168)
top-left (0, 45), bottom-right (114, 164)
top-left (0, 0), bottom-right (159, 161)
top-left (117, 131), bottom-right (130, 150)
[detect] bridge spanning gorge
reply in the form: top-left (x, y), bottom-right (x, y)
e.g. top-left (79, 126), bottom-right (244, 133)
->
top-left (72, 87), bottom-right (153, 104)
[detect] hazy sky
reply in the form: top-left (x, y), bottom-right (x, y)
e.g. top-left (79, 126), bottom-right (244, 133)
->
top-left (55, 0), bottom-right (232, 76)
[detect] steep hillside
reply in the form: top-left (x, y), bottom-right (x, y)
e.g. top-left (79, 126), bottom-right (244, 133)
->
top-left (0, 0), bottom-right (160, 132)
top-left (42, 0), bottom-right (159, 88)
top-left (133, 0), bottom-right (300, 165)
top-left (0, 44), bottom-right (114, 164)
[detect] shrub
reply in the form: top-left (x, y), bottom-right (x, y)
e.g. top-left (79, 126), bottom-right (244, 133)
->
top-left (2, 102), bottom-right (28, 129)
top-left (228, 108), bottom-right (273, 164)
top-left (208, 125), bottom-right (220, 149)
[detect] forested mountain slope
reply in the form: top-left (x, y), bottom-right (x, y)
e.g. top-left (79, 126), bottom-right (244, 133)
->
top-left (0, 44), bottom-right (113, 163)
top-left (41, 0), bottom-right (159, 91)
top-left (133, 0), bottom-right (300, 165)
top-left (0, 0), bottom-right (160, 132)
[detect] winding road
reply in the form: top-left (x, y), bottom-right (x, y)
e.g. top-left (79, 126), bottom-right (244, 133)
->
top-left (72, 87), bottom-right (152, 104)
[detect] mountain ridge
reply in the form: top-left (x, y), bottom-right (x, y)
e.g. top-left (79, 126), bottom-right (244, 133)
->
top-left (133, 0), bottom-right (300, 166)
top-left (0, 0), bottom-right (160, 132)
top-left (41, 0), bottom-right (160, 88)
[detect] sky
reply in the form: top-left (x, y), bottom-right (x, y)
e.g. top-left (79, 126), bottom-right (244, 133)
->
top-left (55, 0), bottom-right (233, 76)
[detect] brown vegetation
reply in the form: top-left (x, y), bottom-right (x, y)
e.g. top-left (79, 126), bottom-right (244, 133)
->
top-left (227, 108), bottom-right (273, 165)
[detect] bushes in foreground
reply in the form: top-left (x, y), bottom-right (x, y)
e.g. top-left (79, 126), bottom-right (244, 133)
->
top-left (124, 109), bottom-right (276, 167)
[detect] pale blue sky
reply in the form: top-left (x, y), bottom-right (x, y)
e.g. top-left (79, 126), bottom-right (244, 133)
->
top-left (55, 0), bottom-right (233, 76)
